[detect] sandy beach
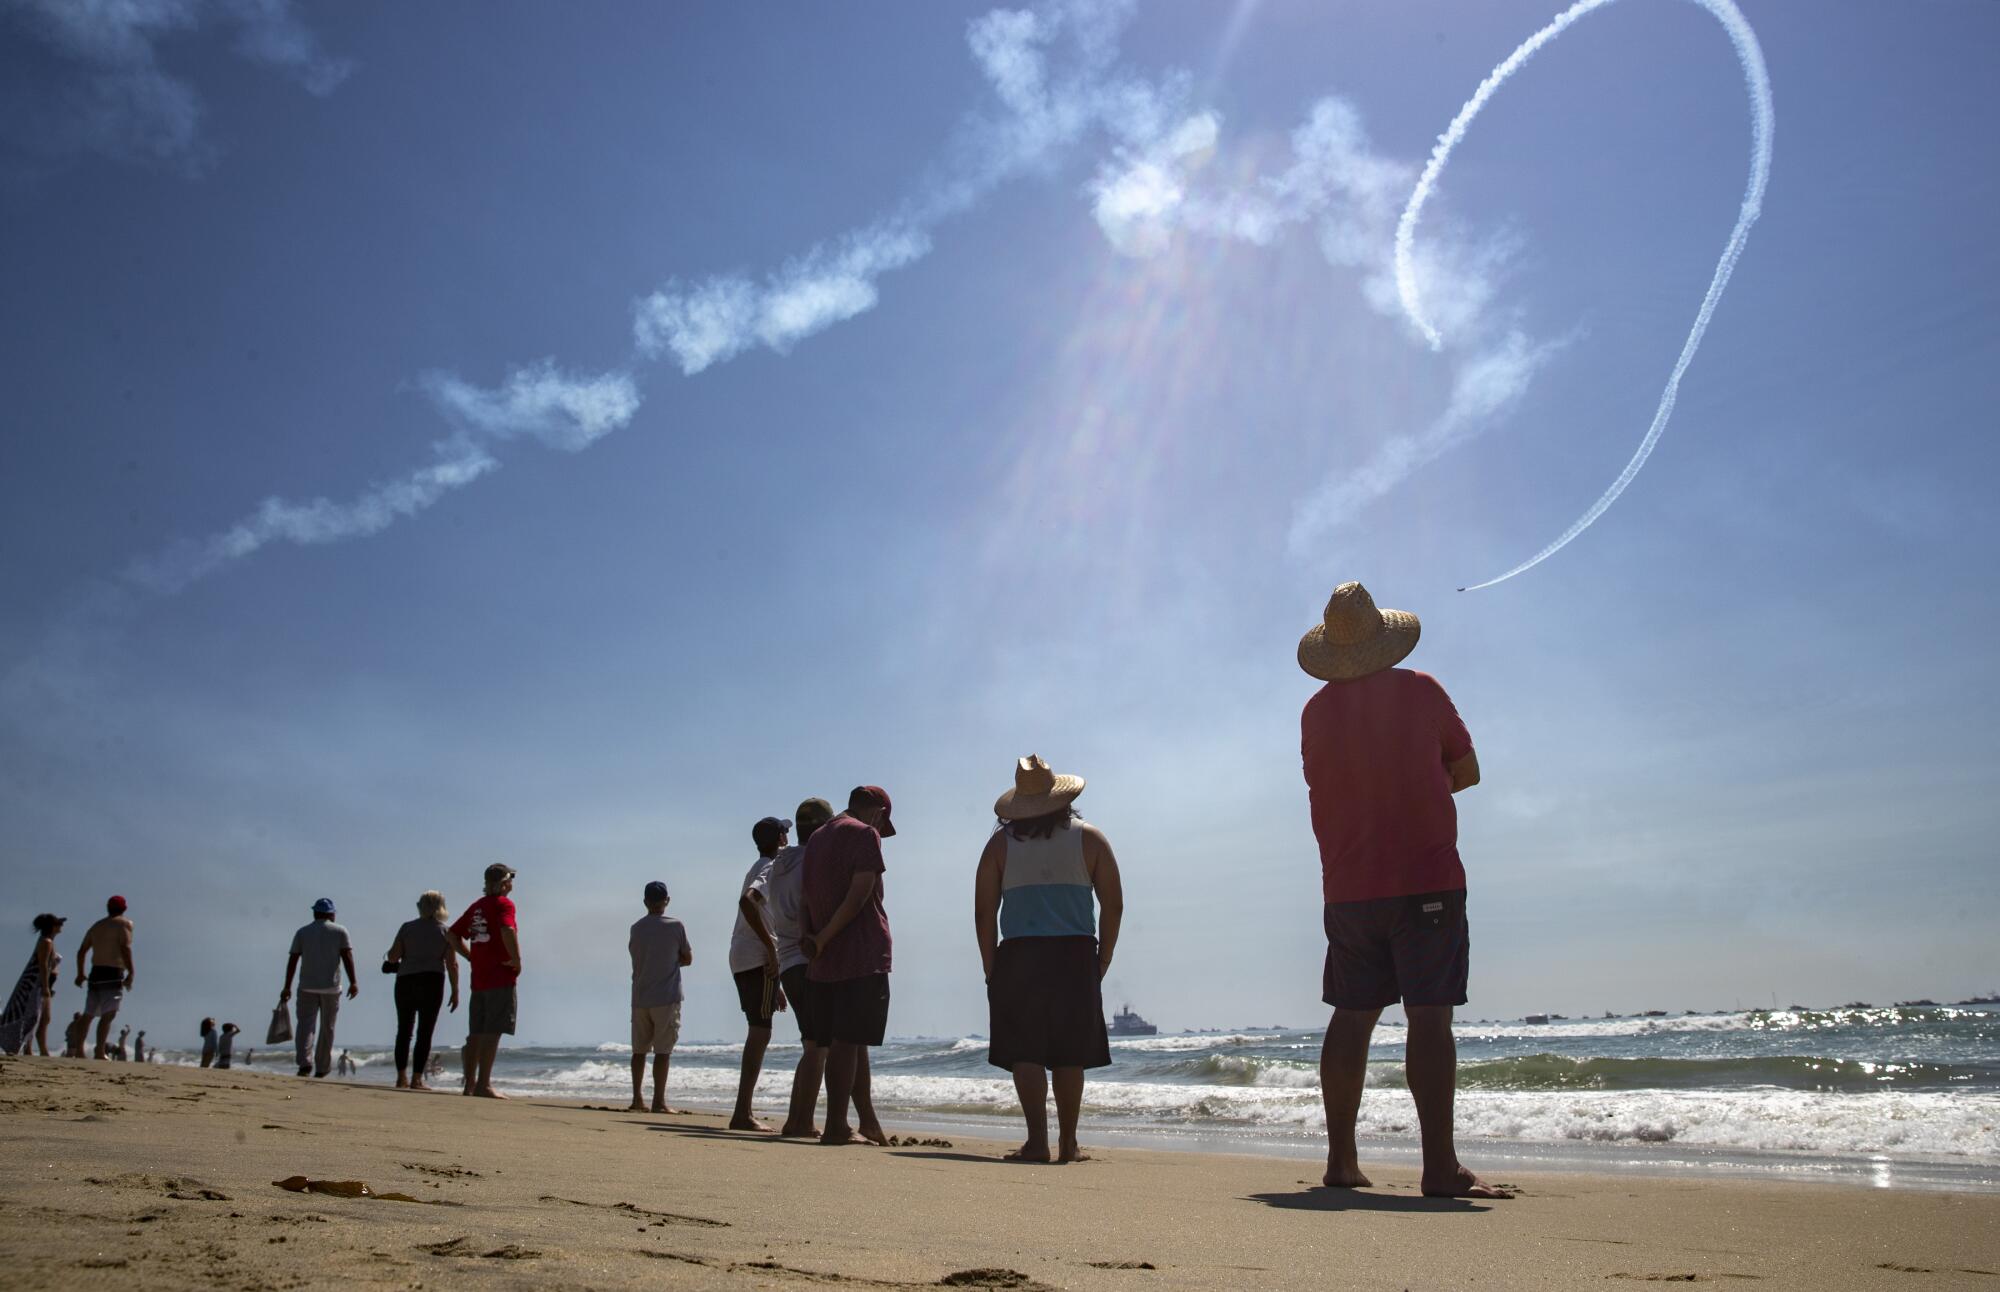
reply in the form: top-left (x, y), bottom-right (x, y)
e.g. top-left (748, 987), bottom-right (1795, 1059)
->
top-left (0, 1058), bottom-right (1994, 1289)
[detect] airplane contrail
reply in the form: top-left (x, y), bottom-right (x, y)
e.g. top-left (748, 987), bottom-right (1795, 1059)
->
top-left (1393, 0), bottom-right (1773, 591)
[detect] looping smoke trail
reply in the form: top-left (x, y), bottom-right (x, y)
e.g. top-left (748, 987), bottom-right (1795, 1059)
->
top-left (1393, 0), bottom-right (1773, 591)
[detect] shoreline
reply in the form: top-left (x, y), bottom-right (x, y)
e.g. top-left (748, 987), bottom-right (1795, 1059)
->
top-left (4, 1058), bottom-right (1999, 1290)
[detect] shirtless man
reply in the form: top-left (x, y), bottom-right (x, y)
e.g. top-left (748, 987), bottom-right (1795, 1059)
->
top-left (73, 896), bottom-right (134, 1061)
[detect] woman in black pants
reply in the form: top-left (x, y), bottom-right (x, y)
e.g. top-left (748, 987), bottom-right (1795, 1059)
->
top-left (385, 891), bottom-right (458, 1090)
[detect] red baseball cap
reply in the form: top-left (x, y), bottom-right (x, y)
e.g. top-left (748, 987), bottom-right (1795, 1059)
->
top-left (107, 895), bottom-right (127, 914)
top-left (861, 785), bottom-right (896, 838)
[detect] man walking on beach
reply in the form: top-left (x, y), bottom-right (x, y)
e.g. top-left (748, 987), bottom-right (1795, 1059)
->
top-left (629, 881), bottom-right (692, 1112)
top-left (74, 896), bottom-right (134, 1060)
top-left (753, 797), bottom-right (837, 1137)
top-left (726, 816), bottom-right (790, 1131)
top-left (802, 786), bottom-right (897, 1147)
top-left (449, 864), bottom-right (521, 1098)
top-left (279, 897), bottom-right (358, 1078)
top-left (1298, 582), bottom-right (1509, 1199)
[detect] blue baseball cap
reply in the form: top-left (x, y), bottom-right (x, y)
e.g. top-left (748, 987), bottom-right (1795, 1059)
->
top-left (312, 897), bottom-right (336, 916)
top-left (643, 881), bottom-right (669, 904)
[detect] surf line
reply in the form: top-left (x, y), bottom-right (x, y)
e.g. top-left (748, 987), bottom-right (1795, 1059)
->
top-left (1392, 0), bottom-right (1773, 592)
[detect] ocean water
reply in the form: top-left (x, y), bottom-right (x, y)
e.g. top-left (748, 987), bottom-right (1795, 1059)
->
top-left (168, 1005), bottom-right (2000, 1190)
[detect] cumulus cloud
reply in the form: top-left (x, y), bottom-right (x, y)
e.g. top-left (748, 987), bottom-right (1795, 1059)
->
top-left (1, 0), bottom-right (349, 167)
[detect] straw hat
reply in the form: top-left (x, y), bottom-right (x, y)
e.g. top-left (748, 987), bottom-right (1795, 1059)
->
top-left (1297, 582), bottom-right (1421, 681)
top-left (994, 755), bottom-right (1085, 820)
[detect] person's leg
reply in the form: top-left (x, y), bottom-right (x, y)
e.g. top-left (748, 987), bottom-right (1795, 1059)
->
top-left (294, 995), bottom-right (316, 1075)
top-left (460, 1032), bottom-right (479, 1095)
top-left (1320, 1007), bottom-right (1380, 1187)
top-left (653, 1051), bottom-right (671, 1109)
top-left (782, 1041), bottom-right (826, 1137)
top-left (92, 1010), bottom-right (114, 1060)
top-left (475, 1034), bottom-right (505, 1097)
top-left (394, 977), bottom-right (416, 1087)
top-left (630, 1052), bottom-right (646, 1109)
top-left (411, 976), bottom-right (442, 1088)
top-left (35, 998), bottom-right (51, 1056)
top-left (821, 1040), bottom-right (860, 1143)
top-left (315, 993), bottom-right (340, 1078)
top-left (1404, 1005), bottom-right (1507, 1197)
top-left (1008, 1063), bottom-right (1050, 1161)
top-left (731, 1024), bottom-right (773, 1130)
top-left (852, 1047), bottom-right (887, 1144)
top-left (1052, 1067), bottom-right (1088, 1163)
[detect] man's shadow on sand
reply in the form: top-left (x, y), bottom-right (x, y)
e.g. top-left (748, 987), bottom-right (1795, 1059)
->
top-left (1245, 1188), bottom-right (1490, 1214)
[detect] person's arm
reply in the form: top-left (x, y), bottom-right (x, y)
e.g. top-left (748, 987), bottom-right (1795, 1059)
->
top-left (119, 925), bottom-right (134, 989)
top-left (1447, 750), bottom-right (1481, 794)
top-left (500, 926), bottom-right (521, 974)
top-left (810, 870), bottom-right (878, 958)
top-left (737, 891), bottom-right (780, 974)
top-left (38, 940), bottom-right (56, 997)
top-left (973, 832), bottom-right (1005, 981)
top-left (386, 932), bottom-right (405, 965)
top-left (445, 936), bottom-right (460, 1011)
top-left (678, 931), bottom-right (693, 968)
top-left (340, 947), bottom-right (360, 999)
top-left (280, 951), bottom-right (300, 1002)
top-left (1084, 826), bottom-right (1123, 981)
top-left (74, 932), bottom-right (88, 987)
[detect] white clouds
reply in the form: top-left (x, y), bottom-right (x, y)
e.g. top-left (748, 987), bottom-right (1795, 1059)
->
top-left (2, 0), bottom-right (349, 166)
top-left (421, 361), bottom-right (642, 452)
top-left (125, 437), bottom-right (499, 596)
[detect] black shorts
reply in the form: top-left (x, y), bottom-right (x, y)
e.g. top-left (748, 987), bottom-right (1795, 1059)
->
top-left (468, 987), bottom-right (517, 1036)
top-left (1322, 889), bottom-right (1469, 1011)
top-left (986, 936), bottom-right (1110, 1072)
top-left (779, 965), bottom-right (819, 1043)
top-left (733, 967), bottom-right (777, 1028)
top-left (806, 973), bottom-right (889, 1047)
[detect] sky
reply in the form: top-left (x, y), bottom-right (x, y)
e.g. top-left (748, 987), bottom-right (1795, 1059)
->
top-left (2, 0), bottom-right (1996, 1049)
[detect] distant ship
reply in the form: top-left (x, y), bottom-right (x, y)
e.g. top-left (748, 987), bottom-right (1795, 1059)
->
top-left (1108, 1005), bottom-right (1157, 1037)
top-left (1523, 1014), bottom-right (1549, 1025)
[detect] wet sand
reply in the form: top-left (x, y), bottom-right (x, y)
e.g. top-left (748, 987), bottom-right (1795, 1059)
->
top-left (1, 1056), bottom-right (1996, 1289)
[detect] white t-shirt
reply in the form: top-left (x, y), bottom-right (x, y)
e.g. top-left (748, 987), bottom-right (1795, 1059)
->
top-left (727, 855), bottom-right (777, 974)
top-left (750, 844), bottom-right (809, 973)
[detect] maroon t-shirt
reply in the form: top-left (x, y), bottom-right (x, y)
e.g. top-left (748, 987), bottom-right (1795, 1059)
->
top-left (802, 816), bottom-right (891, 982)
top-left (1302, 668), bottom-right (1474, 903)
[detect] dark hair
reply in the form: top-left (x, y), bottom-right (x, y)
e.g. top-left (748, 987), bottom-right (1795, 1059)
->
top-left (752, 819), bottom-right (787, 855)
top-left (997, 806), bottom-right (1079, 841)
top-left (200, 1017), bottom-right (215, 1034)
top-left (32, 913), bottom-right (62, 936)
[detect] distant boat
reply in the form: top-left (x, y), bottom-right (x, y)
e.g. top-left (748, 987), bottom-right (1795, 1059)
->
top-left (1108, 1005), bottom-right (1157, 1037)
top-left (1896, 999), bottom-right (1938, 1008)
top-left (1641, 1010), bottom-right (1668, 1018)
top-left (1523, 1013), bottom-right (1549, 1025)
top-left (1954, 995), bottom-right (1999, 1006)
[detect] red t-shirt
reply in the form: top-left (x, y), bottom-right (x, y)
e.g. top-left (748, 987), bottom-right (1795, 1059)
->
top-left (1302, 668), bottom-right (1474, 903)
top-left (801, 816), bottom-right (891, 982)
top-left (449, 894), bottom-right (519, 992)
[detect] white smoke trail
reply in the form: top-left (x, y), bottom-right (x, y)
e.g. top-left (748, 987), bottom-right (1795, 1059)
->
top-left (1393, 0), bottom-right (1773, 591)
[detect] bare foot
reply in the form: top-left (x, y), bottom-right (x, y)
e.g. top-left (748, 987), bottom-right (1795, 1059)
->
top-left (858, 1123), bottom-right (890, 1146)
top-left (1056, 1144), bottom-right (1092, 1164)
top-left (1004, 1143), bottom-right (1052, 1163)
top-left (410, 1080), bottom-right (430, 1092)
top-left (473, 1085), bottom-right (509, 1100)
top-left (779, 1123), bottom-right (819, 1139)
top-left (395, 1074), bottom-right (409, 1089)
top-left (627, 1099), bottom-right (647, 1112)
top-left (729, 1115), bottom-right (773, 1132)
top-left (1322, 1164), bottom-right (1374, 1189)
top-left (820, 1126), bottom-right (858, 1146)
top-left (1421, 1165), bottom-right (1513, 1198)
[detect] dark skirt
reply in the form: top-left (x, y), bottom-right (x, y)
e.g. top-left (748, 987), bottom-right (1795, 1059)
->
top-left (986, 936), bottom-right (1111, 1071)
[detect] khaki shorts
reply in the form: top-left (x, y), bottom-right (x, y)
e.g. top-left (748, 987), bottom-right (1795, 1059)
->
top-left (632, 1003), bottom-right (681, 1056)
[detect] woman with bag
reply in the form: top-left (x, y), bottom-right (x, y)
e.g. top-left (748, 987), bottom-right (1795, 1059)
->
top-left (384, 891), bottom-right (459, 1091)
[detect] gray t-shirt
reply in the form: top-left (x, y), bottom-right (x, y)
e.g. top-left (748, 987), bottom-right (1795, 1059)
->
top-left (395, 918), bottom-right (450, 976)
top-left (290, 919), bottom-right (352, 993)
top-left (629, 913), bottom-right (689, 1009)
top-left (751, 845), bottom-right (810, 973)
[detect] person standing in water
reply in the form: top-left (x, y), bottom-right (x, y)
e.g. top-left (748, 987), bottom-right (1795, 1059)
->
top-left (217, 1023), bottom-right (238, 1069)
top-left (1297, 582), bottom-right (1508, 1199)
top-left (975, 756), bottom-right (1123, 1164)
top-left (132, 1030), bottom-right (146, 1063)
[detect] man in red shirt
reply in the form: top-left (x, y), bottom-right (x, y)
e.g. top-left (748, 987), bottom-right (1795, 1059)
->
top-left (801, 785), bottom-right (895, 1147)
top-left (1299, 582), bottom-right (1509, 1200)
top-left (448, 863), bottom-right (521, 1099)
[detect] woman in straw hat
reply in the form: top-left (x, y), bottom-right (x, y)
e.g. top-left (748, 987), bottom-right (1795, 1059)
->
top-left (973, 756), bottom-right (1123, 1164)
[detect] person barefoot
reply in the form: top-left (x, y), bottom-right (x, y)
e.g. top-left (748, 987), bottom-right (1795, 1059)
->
top-left (449, 864), bottom-right (522, 1100)
top-left (1298, 582), bottom-right (1508, 1200)
top-left (753, 799), bottom-right (838, 1139)
top-left (799, 787), bottom-right (899, 1149)
top-left (628, 880), bottom-right (691, 1116)
top-left (726, 817), bottom-right (792, 1132)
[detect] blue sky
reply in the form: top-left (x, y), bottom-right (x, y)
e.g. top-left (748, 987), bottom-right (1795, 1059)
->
top-left (2, 0), bottom-right (1996, 1048)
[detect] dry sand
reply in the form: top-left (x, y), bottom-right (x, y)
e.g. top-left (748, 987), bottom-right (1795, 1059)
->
top-left (1, 1056), bottom-right (1996, 1290)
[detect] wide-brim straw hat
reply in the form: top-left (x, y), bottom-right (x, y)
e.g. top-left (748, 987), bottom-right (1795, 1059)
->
top-left (1297, 581), bottom-right (1421, 682)
top-left (994, 755), bottom-right (1085, 820)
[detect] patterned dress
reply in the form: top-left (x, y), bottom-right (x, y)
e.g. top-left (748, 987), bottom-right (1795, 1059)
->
top-left (0, 940), bottom-right (52, 1055)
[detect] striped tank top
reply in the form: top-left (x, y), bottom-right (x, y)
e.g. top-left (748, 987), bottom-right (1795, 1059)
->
top-left (998, 818), bottom-right (1097, 941)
